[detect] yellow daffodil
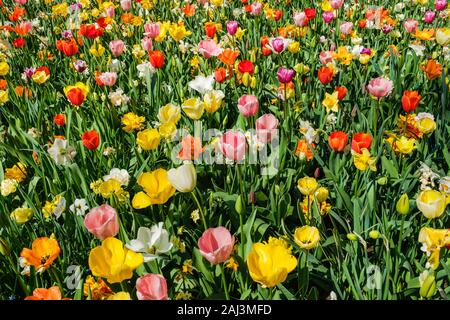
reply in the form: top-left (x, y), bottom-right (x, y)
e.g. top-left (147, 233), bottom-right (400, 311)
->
top-left (155, 22), bottom-right (170, 42)
top-left (294, 226), bottom-right (320, 250)
top-left (5, 162), bottom-right (27, 183)
top-left (136, 128), bottom-right (160, 151)
top-left (247, 237), bottom-right (297, 288)
top-left (169, 23), bottom-right (192, 42)
top-left (132, 168), bottom-right (176, 209)
top-left (394, 136), bottom-right (416, 154)
top-left (89, 42), bottom-right (105, 57)
top-left (352, 148), bottom-right (377, 171)
top-left (89, 237), bottom-right (144, 283)
top-left (322, 91), bottom-right (339, 113)
top-left (333, 46), bottom-right (353, 65)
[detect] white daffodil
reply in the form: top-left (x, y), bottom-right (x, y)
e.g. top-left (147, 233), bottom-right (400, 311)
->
top-left (48, 138), bottom-right (76, 165)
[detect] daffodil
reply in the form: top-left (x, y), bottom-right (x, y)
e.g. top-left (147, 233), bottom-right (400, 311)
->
top-left (322, 91), bottom-right (339, 113)
top-left (418, 227), bottom-right (450, 269)
top-left (352, 148), bottom-right (377, 171)
top-left (169, 23), bottom-right (192, 42)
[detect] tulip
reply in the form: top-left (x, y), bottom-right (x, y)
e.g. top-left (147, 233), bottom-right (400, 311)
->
top-left (53, 114), bottom-right (65, 126)
top-left (198, 227), bottom-right (234, 265)
top-left (396, 193), bottom-right (410, 215)
top-left (335, 86), bottom-right (347, 100)
top-left (255, 114), bottom-right (279, 143)
top-left (420, 274), bottom-right (436, 298)
top-left (167, 163), bottom-right (197, 193)
top-left (214, 68), bottom-right (227, 83)
top-left (238, 60), bottom-right (254, 75)
top-left (436, 28), bottom-right (450, 46)
top-left (20, 237), bottom-right (60, 272)
top-left (293, 11), bottom-right (308, 27)
top-left (237, 94), bottom-right (259, 117)
top-left (328, 131), bottom-right (348, 152)
top-left (149, 50), bottom-right (165, 69)
top-left (402, 90), bottom-right (421, 113)
top-left (10, 207), bottom-right (33, 224)
top-left (270, 37), bottom-right (285, 53)
top-left (424, 11), bottom-right (436, 24)
top-left (226, 20), bottom-right (238, 35)
top-left (89, 237), bottom-right (143, 283)
top-left (132, 169), bottom-right (176, 209)
top-left (109, 40), bottom-right (125, 57)
top-left (144, 22), bottom-right (160, 38)
top-left (204, 90), bottom-right (225, 113)
top-left (250, 2), bottom-right (262, 15)
top-left (137, 128), bottom-right (160, 151)
top-left (141, 37), bottom-right (153, 51)
top-left (294, 226), bottom-right (320, 250)
top-left (120, 0), bottom-right (131, 10)
top-left (219, 130), bottom-right (247, 161)
top-left (204, 22), bottom-right (216, 38)
top-left (198, 39), bottom-right (222, 59)
top-left (81, 130), bottom-right (100, 150)
top-left (297, 176), bottom-right (318, 196)
top-left (84, 204), bottom-right (119, 240)
top-left (366, 77), bottom-right (393, 99)
top-left (136, 274), bottom-right (168, 300)
top-left (340, 22), bottom-right (353, 35)
top-left (247, 237), bottom-right (297, 287)
top-left (318, 66), bottom-right (334, 85)
top-left (416, 190), bottom-right (447, 219)
top-left (330, 0), bottom-right (344, 10)
top-left (435, 0), bottom-right (447, 11)
top-left (351, 132), bottom-right (372, 154)
top-left (182, 97), bottom-right (205, 120)
top-left (276, 67), bottom-right (295, 83)
top-left (322, 11), bottom-right (334, 24)
top-left (403, 19), bottom-right (418, 33)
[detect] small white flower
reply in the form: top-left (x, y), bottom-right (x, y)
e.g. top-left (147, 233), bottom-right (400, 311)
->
top-left (54, 197), bottom-right (66, 219)
top-left (125, 223), bottom-right (173, 262)
top-left (1, 179), bottom-right (18, 197)
top-left (69, 198), bottom-right (89, 216)
top-left (103, 168), bottom-right (130, 186)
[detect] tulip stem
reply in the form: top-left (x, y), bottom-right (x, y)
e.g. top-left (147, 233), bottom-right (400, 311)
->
top-left (220, 264), bottom-right (230, 300)
top-left (191, 191), bottom-right (207, 230)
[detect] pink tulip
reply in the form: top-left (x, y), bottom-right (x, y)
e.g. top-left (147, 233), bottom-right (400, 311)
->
top-left (144, 22), bottom-right (160, 38)
top-left (424, 11), bottom-right (436, 24)
top-left (435, 0), bottom-right (447, 11)
top-left (237, 94), bottom-right (259, 117)
top-left (219, 130), bottom-right (247, 161)
top-left (14, 0), bottom-right (27, 4)
top-left (276, 67), bottom-right (295, 83)
top-left (198, 39), bottom-right (223, 59)
top-left (105, 6), bottom-right (115, 17)
top-left (141, 37), bottom-right (153, 51)
top-left (322, 11), bottom-right (334, 24)
top-left (226, 21), bottom-right (238, 35)
top-left (250, 2), bottom-right (263, 15)
top-left (99, 72), bottom-right (118, 86)
top-left (319, 51), bottom-right (334, 65)
top-left (84, 204), bottom-right (119, 240)
top-left (403, 19), bottom-right (418, 33)
top-left (120, 0), bottom-right (132, 11)
top-left (109, 40), bottom-right (125, 57)
top-left (366, 77), bottom-right (394, 99)
top-left (270, 37), bottom-right (285, 53)
top-left (293, 11), bottom-right (308, 27)
top-left (256, 114), bottom-right (279, 143)
top-left (198, 227), bottom-right (234, 265)
top-left (340, 22), bottom-right (353, 35)
top-left (136, 274), bottom-right (168, 300)
top-left (329, 0), bottom-right (344, 10)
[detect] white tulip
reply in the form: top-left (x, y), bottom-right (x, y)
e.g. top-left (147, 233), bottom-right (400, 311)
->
top-left (167, 163), bottom-right (197, 193)
top-left (126, 223), bottom-right (173, 262)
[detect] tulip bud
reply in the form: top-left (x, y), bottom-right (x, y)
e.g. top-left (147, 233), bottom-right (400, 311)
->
top-left (0, 237), bottom-right (9, 256)
top-left (347, 233), bottom-right (357, 241)
top-left (242, 72), bottom-right (250, 87)
top-left (377, 176), bottom-right (388, 185)
top-left (369, 230), bottom-right (380, 239)
top-left (420, 274), bottom-right (436, 299)
top-left (235, 194), bottom-right (245, 215)
top-left (315, 187), bottom-right (329, 202)
top-left (396, 193), bottom-right (410, 215)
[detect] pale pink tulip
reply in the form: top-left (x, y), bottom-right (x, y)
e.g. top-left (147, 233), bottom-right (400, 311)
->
top-left (198, 40), bottom-right (222, 59)
top-left (403, 19), bottom-right (418, 33)
top-left (136, 274), bottom-right (168, 300)
top-left (109, 40), bottom-right (125, 57)
top-left (237, 94), bottom-right (259, 117)
top-left (219, 130), bottom-right (247, 161)
top-left (198, 227), bottom-right (234, 265)
top-left (256, 114), bottom-right (279, 143)
top-left (84, 204), bottom-right (119, 240)
top-left (366, 77), bottom-right (394, 99)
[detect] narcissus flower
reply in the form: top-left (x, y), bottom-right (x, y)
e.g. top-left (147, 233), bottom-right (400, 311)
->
top-left (247, 237), bottom-right (297, 288)
top-left (416, 190), bottom-right (448, 219)
top-left (132, 169), bottom-right (176, 209)
top-left (418, 227), bottom-right (450, 269)
top-left (294, 226), bottom-right (320, 250)
top-left (89, 237), bottom-right (143, 283)
top-left (322, 91), bottom-right (339, 113)
top-left (169, 23), bottom-right (192, 42)
top-left (20, 237), bottom-right (60, 273)
top-left (393, 136), bottom-right (416, 154)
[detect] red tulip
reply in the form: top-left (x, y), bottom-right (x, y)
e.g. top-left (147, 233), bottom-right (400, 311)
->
top-left (53, 114), bottom-right (65, 126)
top-left (351, 132), bottom-right (372, 154)
top-left (328, 131), bottom-right (348, 152)
top-left (402, 90), bottom-right (421, 113)
top-left (318, 66), bottom-right (334, 85)
top-left (66, 87), bottom-right (85, 106)
top-left (149, 50), bottom-right (164, 69)
top-left (81, 130), bottom-right (100, 150)
top-left (237, 60), bottom-right (254, 75)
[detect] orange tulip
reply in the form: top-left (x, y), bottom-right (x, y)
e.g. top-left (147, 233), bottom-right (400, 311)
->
top-left (214, 67), bottom-right (227, 83)
top-left (56, 38), bottom-right (79, 57)
top-left (25, 286), bottom-right (71, 300)
top-left (182, 3), bottom-right (196, 17)
top-left (218, 48), bottom-right (239, 66)
top-left (66, 87), bottom-right (85, 106)
top-left (15, 86), bottom-right (32, 97)
top-left (402, 90), bottom-right (421, 113)
top-left (329, 131), bottom-right (348, 152)
top-left (204, 22), bottom-right (217, 38)
top-left (20, 237), bottom-right (60, 272)
top-left (421, 59), bottom-right (442, 80)
top-left (178, 135), bottom-right (203, 161)
top-left (317, 66), bottom-right (334, 85)
top-left (351, 132), bottom-right (372, 154)
top-left (149, 50), bottom-right (165, 69)
top-left (0, 79), bottom-right (6, 90)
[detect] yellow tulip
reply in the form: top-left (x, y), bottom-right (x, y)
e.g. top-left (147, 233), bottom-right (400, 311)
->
top-left (89, 237), bottom-right (143, 283)
top-left (396, 193), bottom-right (410, 215)
top-left (107, 292), bottom-right (131, 300)
top-left (89, 42), bottom-right (105, 57)
top-left (352, 148), bottom-right (377, 171)
top-left (247, 237), bottom-right (297, 288)
top-left (436, 28), bottom-right (450, 46)
top-left (294, 226), bottom-right (320, 250)
top-left (121, 112), bottom-right (145, 133)
top-left (203, 90), bottom-right (224, 113)
top-left (417, 117), bottom-right (436, 134)
top-left (10, 207), bottom-right (33, 224)
top-left (136, 128), bottom-right (160, 151)
top-left (288, 41), bottom-right (300, 54)
top-left (0, 61), bottom-right (9, 76)
top-left (158, 103), bottom-right (181, 124)
top-left (132, 168), bottom-right (175, 209)
top-left (158, 121), bottom-right (177, 140)
top-left (98, 179), bottom-right (122, 198)
top-left (416, 190), bottom-right (447, 219)
top-left (297, 176), bottom-right (318, 196)
top-left (315, 187), bottom-right (329, 202)
top-left (155, 22), bottom-right (170, 42)
top-left (182, 98), bottom-right (205, 120)
top-left (32, 70), bottom-right (50, 84)
top-left (0, 90), bottom-right (8, 104)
